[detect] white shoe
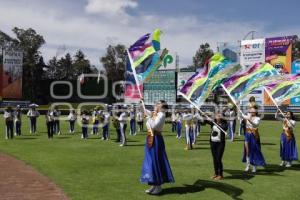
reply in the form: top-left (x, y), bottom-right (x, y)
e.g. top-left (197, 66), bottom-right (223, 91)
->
top-left (119, 144), bottom-right (124, 147)
top-left (14, 132), bottom-right (17, 136)
top-left (150, 186), bottom-right (162, 195)
top-left (69, 130), bottom-right (72, 133)
top-left (145, 186), bottom-right (155, 194)
top-left (280, 161), bottom-right (286, 166)
top-left (30, 130), bottom-right (32, 134)
top-left (81, 135), bottom-right (83, 139)
top-left (286, 162), bottom-right (292, 168)
top-left (245, 164), bottom-right (250, 172)
top-left (101, 137), bottom-right (105, 140)
top-left (252, 166), bottom-right (257, 173)
top-left (134, 133), bottom-right (137, 136)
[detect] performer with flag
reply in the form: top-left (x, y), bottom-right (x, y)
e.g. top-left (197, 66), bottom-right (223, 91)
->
top-left (182, 109), bottom-right (194, 150)
top-left (140, 100), bottom-right (174, 195)
top-left (275, 111), bottom-right (298, 167)
top-left (242, 104), bottom-right (266, 173)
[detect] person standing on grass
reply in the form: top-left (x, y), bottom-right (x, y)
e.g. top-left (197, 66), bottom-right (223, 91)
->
top-left (176, 111), bottom-right (182, 139)
top-left (275, 110), bottom-right (298, 167)
top-left (224, 103), bottom-right (236, 142)
top-left (118, 108), bottom-right (128, 146)
top-left (92, 108), bottom-right (100, 135)
top-left (53, 108), bottom-right (61, 135)
top-left (129, 107), bottom-right (137, 136)
top-left (4, 107), bottom-right (14, 139)
top-left (81, 110), bottom-right (90, 139)
top-left (45, 109), bottom-right (55, 139)
top-left (242, 105), bottom-right (266, 173)
top-left (27, 107), bottom-right (40, 134)
top-left (68, 109), bottom-right (77, 133)
top-left (141, 100), bottom-right (175, 195)
top-left (182, 109), bottom-right (194, 150)
top-left (112, 111), bottom-right (121, 143)
top-left (137, 109), bottom-right (144, 133)
top-left (101, 111), bottom-right (110, 140)
top-left (206, 112), bottom-right (228, 180)
top-left (14, 105), bottom-right (22, 136)
top-left (171, 110), bottom-right (177, 133)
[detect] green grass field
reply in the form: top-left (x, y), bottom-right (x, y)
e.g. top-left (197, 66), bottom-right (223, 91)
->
top-left (0, 117), bottom-right (300, 200)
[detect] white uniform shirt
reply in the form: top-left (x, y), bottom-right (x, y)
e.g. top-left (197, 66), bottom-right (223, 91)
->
top-left (68, 112), bottom-right (77, 121)
top-left (245, 114), bottom-right (260, 129)
top-left (136, 111), bottom-right (143, 122)
top-left (146, 111), bottom-right (165, 132)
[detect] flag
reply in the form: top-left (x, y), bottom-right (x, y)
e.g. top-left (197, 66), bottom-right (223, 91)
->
top-left (97, 72), bottom-right (101, 84)
top-left (180, 53), bottom-right (241, 106)
top-left (128, 29), bottom-right (167, 83)
top-left (79, 73), bottom-right (85, 85)
top-left (223, 63), bottom-right (282, 101)
top-left (266, 74), bottom-right (300, 103)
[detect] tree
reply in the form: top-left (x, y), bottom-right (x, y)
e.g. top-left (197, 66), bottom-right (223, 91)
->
top-left (193, 43), bottom-right (214, 68)
top-left (73, 50), bottom-right (92, 77)
top-left (100, 44), bottom-right (127, 82)
top-left (12, 27), bottom-right (45, 100)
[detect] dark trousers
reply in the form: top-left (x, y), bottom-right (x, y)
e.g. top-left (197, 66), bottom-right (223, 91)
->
top-left (82, 126), bottom-right (88, 139)
top-left (54, 120), bottom-right (60, 134)
top-left (6, 121), bottom-right (14, 139)
top-left (30, 118), bottom-right (37, 133)
top-left (70, 121), bottom-right (75, 132)
top-left (138, 122), bottom-right (143, 132)
top-left (102, 125), bottom-right (109, 139)
top-left (130, 119), bottom-right (136, 135)
top-left (197, 121), bottom-right (201, 134)
top-left (172, 121), bottom-right (177, 132)
top-left (47, 121), bottom-right (54, 139)
top-left (93, 120), bottom-right (99, 134)
top-left (210, 142), bottom-right (225, 176)
top-left (15, 121), bottom-right (21, 136)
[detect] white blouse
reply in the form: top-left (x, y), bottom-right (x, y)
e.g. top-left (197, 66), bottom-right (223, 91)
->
top-left (146, 111), bottom-right (165, 132)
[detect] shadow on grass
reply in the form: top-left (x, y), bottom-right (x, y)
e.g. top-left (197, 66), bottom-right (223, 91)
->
top-left (192, 147), bottom-right (211, 150)
top-left (15, 137), bottom-right (38, 140)
top-left (160, 179), bottom-right (243, 199)
top-left (56, 136), bottom-right (72, 139)
top-left (260, 143), bottom-right (276, 146)
top-left (125, 144), bottom-right (145, 147)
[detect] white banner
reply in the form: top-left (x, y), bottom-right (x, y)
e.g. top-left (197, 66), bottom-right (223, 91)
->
top-left (240, 39), bottom-right (265, 105)
top-left (158, 52), bottom-right (177, 71)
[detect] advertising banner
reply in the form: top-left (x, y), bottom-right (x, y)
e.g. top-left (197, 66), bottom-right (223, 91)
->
top-left (240, 39), bottom-right (265, 105)
top-left (2, 50), bottom-right (23, 99)
top-left (264, 36), bottom-right (297, 105)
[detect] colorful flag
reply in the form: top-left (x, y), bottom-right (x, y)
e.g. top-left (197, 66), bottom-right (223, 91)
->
top-left (128, 29), bottom-right (167, 83)
top-left (266, 74), bottom-right (300, 103)
top-left (223, 63), bottom-right (282, 101)
top-left (180, 53), bottom-right (241, 105)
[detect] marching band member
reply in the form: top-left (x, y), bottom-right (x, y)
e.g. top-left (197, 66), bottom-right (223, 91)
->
top-left (275, 110), bottom-right (298, 167)
top-left (27, 107), bottom-right (40, 134)
top-left (92, 108), bottom-right (100, 135)
top-left (242, 105), bottom-right (266, 173)
top-left (129, 108), bottom-right (137, 136)
top-left (68, 109), bottom-right (77, 133)
top-left (182, 110), bottom-right (194, 150)
top-left (14, 105), bottom-right (22, 136)
top-left (112, 112), bottom-right (121, 143)
top-left (53, 108), bottom-right (61, 135)
top-left (225, 103), bottom-right (236, 142)
top-left (118, 108), bottom-right (128, 146)
top-left (136, 109), bottom-right (144, 133)
top-left (101, 111), bottom-right (110, 140)
top-left (171, 110), bottom-right (177, 133)
top-left (140, 100), bottom-right (174, 195)
top-left (176, 112), bottom-right (182, 139)
top-left (4, 107), bottom-right (14, 139)
top-left (81, 110), bottom-right (90, 139)
top-left (45, 109), bottom-right (55, 139)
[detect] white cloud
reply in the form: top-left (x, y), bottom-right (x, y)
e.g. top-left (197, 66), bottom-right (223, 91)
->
top-left (0, 0), bottom-right (298, 69)
top-left (85, 0), bottom-right (137, 17)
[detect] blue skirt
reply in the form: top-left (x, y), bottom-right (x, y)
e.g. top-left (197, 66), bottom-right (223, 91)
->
top-left (140, 135), bottom-right (175, 185)
top-left (242, 132), bottom-right (266, 166)
top-left (280, 133), bottom-right (298, 161)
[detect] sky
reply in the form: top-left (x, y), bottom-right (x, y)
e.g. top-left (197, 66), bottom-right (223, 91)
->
top-left (0, 0), bottom-right (299, 69)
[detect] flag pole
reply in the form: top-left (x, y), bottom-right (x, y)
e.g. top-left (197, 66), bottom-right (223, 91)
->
top-left (179, 92), bottom-right (228, 135)
top-left (221, 84), bottom-right (244, 115)
top-left (263, 86), bottom-right (291, 126)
